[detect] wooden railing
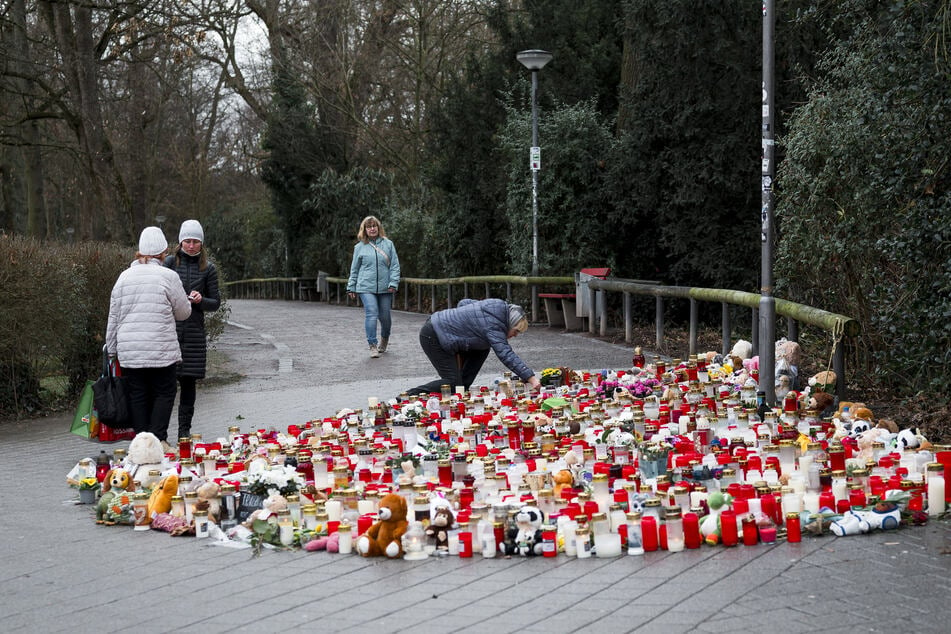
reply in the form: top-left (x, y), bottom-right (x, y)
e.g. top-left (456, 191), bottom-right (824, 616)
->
top-left (224, 274), bottom-right (860, 401)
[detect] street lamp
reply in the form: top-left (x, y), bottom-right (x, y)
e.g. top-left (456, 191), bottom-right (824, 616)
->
top-left (517, 49), bottom-right (552, 321)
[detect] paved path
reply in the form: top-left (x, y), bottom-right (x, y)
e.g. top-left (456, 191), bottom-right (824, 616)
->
top-left (3, 300), bottom-right (950, 633)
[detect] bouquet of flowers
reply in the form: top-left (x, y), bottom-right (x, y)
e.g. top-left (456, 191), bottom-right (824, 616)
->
top-left (638, 439), bottom-right (673, 462)
top-left (245, 464), bottom-right (304, 497)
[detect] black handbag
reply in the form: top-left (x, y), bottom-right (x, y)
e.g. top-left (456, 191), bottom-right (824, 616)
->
top-left (92, 348), bottom-right (130, 427)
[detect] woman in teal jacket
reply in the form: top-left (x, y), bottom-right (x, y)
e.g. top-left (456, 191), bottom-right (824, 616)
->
top-left (347, 215), bottom-right (400, 357)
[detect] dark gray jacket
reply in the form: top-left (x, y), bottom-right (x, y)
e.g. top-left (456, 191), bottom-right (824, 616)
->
top-left (430, 298), bottom-right (533, 381)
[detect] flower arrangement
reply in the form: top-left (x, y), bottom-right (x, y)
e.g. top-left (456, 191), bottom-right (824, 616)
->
top-left (398, 401), bottom-right (427, 424)
top-left (245, 465), bottom-right (304, 497)
top-left (78, 477), bottom-right (101, 491)
top-left (541, 367), bottom-right (563, 387)
top-left (638, 439), bottom-right (673, 461)
top-left (598, 377), bottom-right (662, 399)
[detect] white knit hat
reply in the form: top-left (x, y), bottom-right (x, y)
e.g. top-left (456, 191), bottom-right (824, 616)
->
top-left (138, 226), bottom-right (168, 256)
top-left (179, 219), bottom-right (204, 243)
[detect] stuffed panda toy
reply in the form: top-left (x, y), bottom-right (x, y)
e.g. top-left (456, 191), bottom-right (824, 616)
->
top-left (500, 505), bottom-right (545, 556)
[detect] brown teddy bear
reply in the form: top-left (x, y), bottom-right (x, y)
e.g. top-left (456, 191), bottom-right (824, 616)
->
top-left (356, 492), bottom-right (408, 558)
top-left (194, 481), bottom-right (221, 524)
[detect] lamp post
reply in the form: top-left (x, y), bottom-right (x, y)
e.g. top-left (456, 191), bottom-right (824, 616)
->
top-left (759, 2), bottom-right (776, 404)
top-left (517, 49), bottom-right (552, 322)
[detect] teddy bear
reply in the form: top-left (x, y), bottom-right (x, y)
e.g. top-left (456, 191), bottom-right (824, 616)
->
top-left (809, 370), bottom-right (836, 394)
top-left (552, 469), bottom-right (574, 500)
top-left (499, 505), bottom-right (544, 556)
top-left (147, 473), bottom-right (179, 520)
top-left (806, 390), bottom-right (835, 417)
top-left (241, 493), bottom-right (288, 528)
top-left (96, 468), bottom-right (132, 524)
top-left (425, 505), bottom-right (455, 551)
top-left (124, 432), bottom-right (166, 488)
top-left (356, 492), bottom-right (408, 558)
top-left (194, 481), bottom-right (222, 524)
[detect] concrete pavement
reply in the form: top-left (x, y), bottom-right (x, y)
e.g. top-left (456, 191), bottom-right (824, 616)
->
top-left (3, 299), bottom-right (950, 633)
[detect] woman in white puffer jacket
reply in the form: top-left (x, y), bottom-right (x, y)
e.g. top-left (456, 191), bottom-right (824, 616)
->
top-left (106, 227), bottom-right (191, 450)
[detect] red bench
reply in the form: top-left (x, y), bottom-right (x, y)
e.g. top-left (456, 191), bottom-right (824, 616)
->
top-left (538, 292), bottom-right (576, 329)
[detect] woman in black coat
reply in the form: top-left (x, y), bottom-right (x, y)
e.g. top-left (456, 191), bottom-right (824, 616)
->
top-left (165, 219), bottom-right (221, 441)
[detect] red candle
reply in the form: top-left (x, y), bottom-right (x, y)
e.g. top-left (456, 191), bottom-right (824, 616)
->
top-left (760, 494), bottom-right (781, 526)
top-left (542, 526), bottom-right (557, 557)
top-left (819, 491), bottom-right (835, 511)
top-left (357, 514), bottom-right (374, 535)
top-left (659, 523), bottom-right (668, 551)
top-left (741, 516), bottom-right (758, 546)
top-left (785, 512), bottom-right (801, 543)
top-left (758, 524), bottom-right (777, 543)
top-left (720, 511), bottom-right (738, 547)
top-left (641, 516), bottom-right (659, 552)
top-left (828, 446), bottom-right (846, 472)
top-left (836, 499), bottom-right (851, 514)
top-left (521, 422), bottom-right (536, 444)
top-left (459, 531), bottom-right (473, 557)
top-left (937, 449), bottom-right (951, 503)
top-left (683, 512), bottom-right (701, 549)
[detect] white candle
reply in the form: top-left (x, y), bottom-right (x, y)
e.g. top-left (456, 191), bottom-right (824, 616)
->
top-left (325, 499), bottom-right (342, 521)
top-left (928, 475), bottom-right (946, 516)
top-left (798, 455), bottom-right (813, 478)
top-left (367, 396), bottom-right (379, 408)
top-left (357, 499), bottom-right (376, 515)
top-left (803, 492), bottom-right (820, 514)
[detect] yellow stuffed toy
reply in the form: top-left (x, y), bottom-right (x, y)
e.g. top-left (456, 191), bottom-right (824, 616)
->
top-left (147, 473), bottom-right (179, 520)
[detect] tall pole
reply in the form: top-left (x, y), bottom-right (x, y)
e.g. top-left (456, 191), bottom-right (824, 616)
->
top-left (517, 49), bottom-right (552, 323)
top-left (530, 68), bottom-right (540, 279)
top-left (759, 0), bottom-right (777, 404)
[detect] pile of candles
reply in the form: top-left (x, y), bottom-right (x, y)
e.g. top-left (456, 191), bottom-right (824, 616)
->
top-left (76, 357), bottom-right (950, 558)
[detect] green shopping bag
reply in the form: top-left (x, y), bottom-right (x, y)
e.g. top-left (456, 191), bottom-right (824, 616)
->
top-left (69, 380), bottom-right (98, 439)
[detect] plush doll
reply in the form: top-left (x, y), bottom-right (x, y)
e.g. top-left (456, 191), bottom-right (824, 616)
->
top-left (552, 470), bottom-right (574, 500)
top-left (194, 481), bottom-right (222, 524)
top-left (147, 473), bottom-right (179, 519)
top-left (830, 510), bottom-right (870, 536)
top-left (856, 500), bottom-right (902, 531)
top-left (700, 491), bottom-right (733, 546)
top-left (303, 532), bottom-right (340, 552)
top-left (499, 505), bottom-right (544, 556)
top-left (125, 432), bottom-right (166, 488)
top-left (427, 505), bottom-right (454, 547)
top-left (425, 505), bottom-right (455, 551)
top-left (151, 512), bottom-right (192, 536)
top-left (96, 468), bottom-right (132, 524)
top-left (356, 492), bottom-right (409, 558)
top-left (241, 493), bottom-right (288, 528)
top-left (807, 390), bottom-right (835, 417)
top-left (809, 370), bottom-right (836, 394)
top-left (896, 427), bottom-right (931, 451)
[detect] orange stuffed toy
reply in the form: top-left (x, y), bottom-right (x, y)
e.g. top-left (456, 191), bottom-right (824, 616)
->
top-left (355, 493), bottom-right (408, 558)
top-left (147, 473), bottom-right (179, 520)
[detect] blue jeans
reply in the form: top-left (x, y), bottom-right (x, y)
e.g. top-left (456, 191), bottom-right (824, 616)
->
top-left (359, 292), bottom-right (393, 346)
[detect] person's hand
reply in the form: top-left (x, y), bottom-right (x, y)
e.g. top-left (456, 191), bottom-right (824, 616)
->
top-left (388, 287), bottom-right (397, 293)
top-left (527, 376), bottom-right (542, 392)
top-left (348, 291), bottom-right (356, 299)
top-left (189, 290), bottom-right (202, 304)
